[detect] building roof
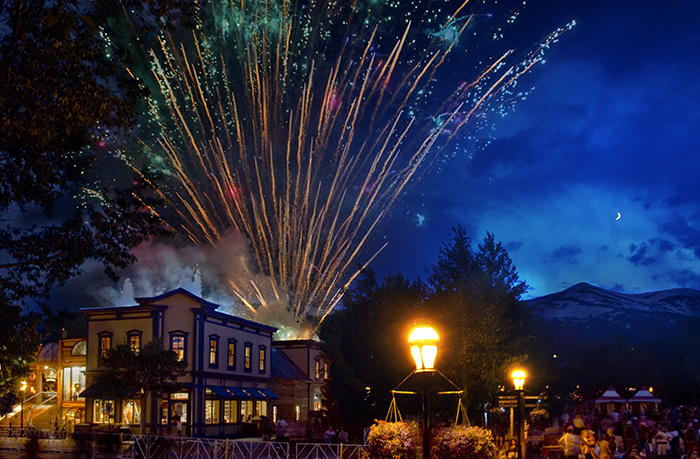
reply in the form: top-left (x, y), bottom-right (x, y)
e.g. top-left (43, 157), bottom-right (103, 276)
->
top-left (627, 386), bottom-right (661, 404)
top-left (595, 386), bottom-right (627, 404)
top-left (135, 287), bottom-right (219, 310)
top-left (270, 347), bottom-right (311, 381)
top-left (81, 287), bottom-right (277, 333)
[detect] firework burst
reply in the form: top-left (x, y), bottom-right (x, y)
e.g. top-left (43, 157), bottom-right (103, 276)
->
top-left (105, 0), bottom-right (574, 338)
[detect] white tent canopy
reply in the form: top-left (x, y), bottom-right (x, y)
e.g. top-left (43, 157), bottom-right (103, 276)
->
top-left (627, 387), bottom-right (661, 404)
top-left (595, 387), bottom-right (627, 404)
top-left (627, 386), bottom-right (661, 415)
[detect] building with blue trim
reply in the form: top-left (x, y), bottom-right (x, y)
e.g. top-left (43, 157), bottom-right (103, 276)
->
top-left (81, 288), bottom-right (280, 437)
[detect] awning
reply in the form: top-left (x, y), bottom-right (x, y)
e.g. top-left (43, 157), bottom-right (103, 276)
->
top-left (207, 386), bottom-right (235, 399)
top-left (227, 387), bottom-right (254, 399)
top-left (242, 387), bottom-right (266, 399)
top-left (256, 388), bottom-right (279, 400)
top-left (79, 384), bottom-right (104, 399)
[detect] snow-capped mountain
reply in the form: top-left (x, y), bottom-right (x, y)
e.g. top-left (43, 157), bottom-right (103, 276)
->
top-left (528, 282), bottom-right (700, 320)
top-left (523, 283), bottom-right (700, 399)
top-left (527, 282), bottom-right (700, 352)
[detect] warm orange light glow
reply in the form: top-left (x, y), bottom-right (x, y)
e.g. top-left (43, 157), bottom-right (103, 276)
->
top-left (512, 369), bottom-right (526, 391)
top-left (409, 324), bottom-right (439, 371)
top-left (409, 326), bottom-right (439, 343)
top-left (20, 381), bottom-right (27, 392)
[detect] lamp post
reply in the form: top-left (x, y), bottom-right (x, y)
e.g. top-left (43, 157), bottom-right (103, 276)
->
top-left (511, 370), bottom-right (526, 459)
top-left (20, 380), bottom-right (27, 436)
top-left (408, 324), bottom-right (439, 459)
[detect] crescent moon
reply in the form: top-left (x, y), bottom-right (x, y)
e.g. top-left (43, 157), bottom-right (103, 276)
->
top-left (616, 212), bottom-right (621, 221)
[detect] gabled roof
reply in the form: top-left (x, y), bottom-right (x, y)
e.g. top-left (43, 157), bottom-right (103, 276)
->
top-left (82, 287), bottom-right (277, 333)
top-left (627, 386), bottom-right (661, 403)
top-left (135, 287), bottom-right (219, 310)
top-left (595, 386), bottom-right (627, 404)
top-left (271, 348), bottom-right (311, 381)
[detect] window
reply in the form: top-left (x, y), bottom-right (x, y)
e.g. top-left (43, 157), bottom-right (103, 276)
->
top-left (295, 405), bottom-right (300, 421)
top-left (314, 360), bottom-right (320, 380)
top-left (170, 332), bottom-right (187, 362)
top-left (122, 400), bottom-right (141, 425)
top-left (209, 335), bottom-right (219, 367)
top-left (241, 400), bottom-right (253, 421)
top-left (256, 400), bottom-right (267, 417)
top-left (272, 406), bottom-right (278, 423)
top-left (127, 331), bottom-right (142, 354)
top-left (227, 339), bottom-right (237, 370)
top-left (97, 332), bottom-right (112, 358)
top-left (223, 400), bottom-right (237, 423)
top-left (313, 391), bottom-right (322, 411)
top-left (244, 342), bottom-right (252, 371)
top-left (94, 399), bottom-right (115, 424)
top-left (323, 362), bottom-right (329, 380)
top-left (258, 346), bottom-right (266, 373)
top-left (71, 340), bottom-right (87, 356)
top-left (205, 399), bottom-right (219, 425)
top-left (63, 366), bottom-right (86, 401)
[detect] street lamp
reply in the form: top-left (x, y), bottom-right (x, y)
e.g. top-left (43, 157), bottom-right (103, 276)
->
top-left (511, 370), bottom-right (527, 459)
top-left (20, 380), bottom-right (27, 436)
top-left (409, 323), bottom-right (439, 459)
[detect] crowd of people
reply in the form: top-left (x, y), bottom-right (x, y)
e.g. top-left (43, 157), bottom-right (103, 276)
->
top-left (550, 406), bottom-right (700, 459)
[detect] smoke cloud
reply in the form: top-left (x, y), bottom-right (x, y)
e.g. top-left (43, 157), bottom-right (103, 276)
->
top-left (91, 229), bottom-right (311, 338)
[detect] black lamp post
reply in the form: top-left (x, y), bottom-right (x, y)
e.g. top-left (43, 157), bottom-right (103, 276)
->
top-left (20, 380), bottom-right (27, 436)
top-left (511, 370), bottom-right (527, 459)
top-left (409, 324), bottom-right (439, 459)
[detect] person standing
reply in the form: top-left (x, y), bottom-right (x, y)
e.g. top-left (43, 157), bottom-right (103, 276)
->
top-left (337, 427), bottom-right (349, 444)
top-left (685, 423), bottom-right (698, 457)
top-left (625, 421), bottom-right (639, 453)
top-left (323, 426), bottom-right (336, 444)
top-left (598, 432), bottom-right (615, 459)
top-left (668, 425), bottom-right (681, 459)
top-left (655, 426), bottom-right (672, 458)
top-left (275, 419), bottom-right (288, 441)
top-left (560, 426), bottom-right (583, 459)
top-left (581, 430), bottom-right (599, 459)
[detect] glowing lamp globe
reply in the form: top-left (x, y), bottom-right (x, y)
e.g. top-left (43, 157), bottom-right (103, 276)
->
top-left (409, 325), bottom-right (439, 371)
top-left (511, 369), bottom-right (526, 391)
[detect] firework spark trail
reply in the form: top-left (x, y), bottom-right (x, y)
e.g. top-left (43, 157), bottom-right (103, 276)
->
top-left (111, 0), bottom-right (574, 337)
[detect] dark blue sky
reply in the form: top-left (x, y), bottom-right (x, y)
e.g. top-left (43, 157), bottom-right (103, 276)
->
top-left (49, 0), bottom-right (700, 310)
top-left (374, 0), bottom-right (700, 298)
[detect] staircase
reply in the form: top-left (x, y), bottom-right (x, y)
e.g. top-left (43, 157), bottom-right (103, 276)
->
top-left (0, 391), bottom-right (58, 431)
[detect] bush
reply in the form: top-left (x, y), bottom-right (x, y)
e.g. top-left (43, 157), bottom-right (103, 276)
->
top-left (431, 425), bottom-right (499, 459)
top-left (366, 421), bottom-right (419, 459)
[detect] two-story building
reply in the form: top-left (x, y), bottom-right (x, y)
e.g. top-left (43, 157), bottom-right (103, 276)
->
top-left (270, 340), bottom-right (331, 426)
top-left (80, 288), bottom-right (279, 437)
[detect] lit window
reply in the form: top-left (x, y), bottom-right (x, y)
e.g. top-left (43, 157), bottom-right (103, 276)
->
top-left (258, 346), bottom-right (266, 373)
top-left (209, 335), bottom-right (219, 367)
top-left (244, 343), bottom-right (252, 371)
top-left (98, 332), bottom-right (112, 358)
top-left (170, 333), bottom-right (186, 362)
top-left (315, 360), bottom-right (320, 380)
top-left (223, 400), bottom-right (237, 423)
top-left (323, 362), bottom-right (329, 379)
top-left (205, 399), bottom-right (219, 425)
top-left (228, 340), bottom-right (236, 369)
top-left (313, 391), bottom-right (322, 411)
top-left (295, 405), bottom-right (300, 421)
top-left (128, 331), bottom-right (141, 354)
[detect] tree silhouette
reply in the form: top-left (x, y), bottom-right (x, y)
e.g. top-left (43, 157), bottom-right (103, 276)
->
top-left (98, 339), bottom-right (187, 433)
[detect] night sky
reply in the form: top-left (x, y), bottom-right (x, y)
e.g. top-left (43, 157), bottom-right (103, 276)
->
top-left (374, 0), bottom-right (700, 298)
top-left (46, 0), bottom-right (700, 312)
